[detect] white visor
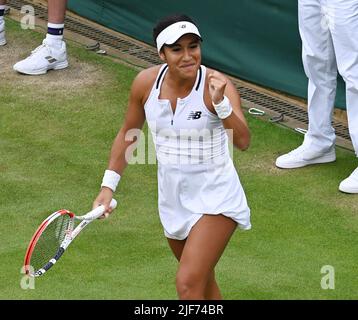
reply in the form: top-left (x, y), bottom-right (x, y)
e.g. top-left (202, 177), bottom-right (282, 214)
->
top-left (156, 21), bottom-right (202, 53)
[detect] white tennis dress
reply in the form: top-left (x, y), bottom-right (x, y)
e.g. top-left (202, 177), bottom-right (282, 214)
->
top-left (144, 64), bottom-right (251, 240)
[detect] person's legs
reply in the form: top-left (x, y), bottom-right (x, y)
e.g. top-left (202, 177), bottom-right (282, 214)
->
top-left (276, 0), bottom-right (337, 168)
top-left (45, 0), bottom-right (67, 48)
top-left (48, 0), bottom-right (67, 23)
top-left (171, 214), bottom-right (236, 300)
top-left (13, 0), bottom-right (68, 75)
top-left (329, 0), bottom-right (358, 156)
top-left (0, 0), bottom-right (6, 46)
top-left (298, 0), bottom-right (337, 151)
top-left (299, 0), bottom-right (338, 153)
top-left (167, 237), bottom-right (221, 299)
top-left (329, 0), bottom-right (358, 193)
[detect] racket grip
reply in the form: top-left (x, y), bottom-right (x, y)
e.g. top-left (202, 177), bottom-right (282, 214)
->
top-left (81, 198), bottom-right (117, 220)
top-left (109, 198), bottom-right (117, 210)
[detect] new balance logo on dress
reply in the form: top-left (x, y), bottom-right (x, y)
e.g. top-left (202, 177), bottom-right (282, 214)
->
top-left (187, 111), bottom-right (202, 120)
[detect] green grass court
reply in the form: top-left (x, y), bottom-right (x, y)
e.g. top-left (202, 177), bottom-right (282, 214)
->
top-left (0, 19), bottom-right (357, 300)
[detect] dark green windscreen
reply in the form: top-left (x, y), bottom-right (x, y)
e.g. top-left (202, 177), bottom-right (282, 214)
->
top-left (67, 0), bottom-right (346, 109)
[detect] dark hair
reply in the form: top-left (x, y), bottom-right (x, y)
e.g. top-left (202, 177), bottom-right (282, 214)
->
top-left (152, 14), bottom-right (198, 46)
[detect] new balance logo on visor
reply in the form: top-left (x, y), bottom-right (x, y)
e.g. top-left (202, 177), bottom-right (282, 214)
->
top-left (187, 111), bottom-right (202, 120)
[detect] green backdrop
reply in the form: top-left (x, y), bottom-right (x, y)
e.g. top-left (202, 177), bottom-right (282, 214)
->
top-left (67, 0), bottom-right (346, 109)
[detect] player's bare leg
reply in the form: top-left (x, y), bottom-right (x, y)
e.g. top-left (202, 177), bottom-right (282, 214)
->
top-left (168, 214), bottom-right (237, 300)
top-left (168, 238), bottom-right (221, 299)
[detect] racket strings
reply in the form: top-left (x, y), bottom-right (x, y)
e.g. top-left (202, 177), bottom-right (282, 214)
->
top-left (30, 214), bottom-right (73, 272)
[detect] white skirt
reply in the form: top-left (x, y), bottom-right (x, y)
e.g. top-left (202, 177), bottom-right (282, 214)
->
top-left (157, 158), bottom-right (251, 240)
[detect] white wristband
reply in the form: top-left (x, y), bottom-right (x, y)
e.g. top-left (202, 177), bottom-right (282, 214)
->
top-left (212, 95), bottom-right (233, 119)
top-left (101, 170), bottom-right (121, 192)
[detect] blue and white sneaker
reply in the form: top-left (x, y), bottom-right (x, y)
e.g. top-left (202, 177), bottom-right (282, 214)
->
top-left (13, 39), bottom-right (68, 75)
top-left (0, 20), bottom-right (6, 46)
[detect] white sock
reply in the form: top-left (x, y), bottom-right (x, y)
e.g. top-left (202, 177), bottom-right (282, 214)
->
top-left (46, 23), bottom-right (64, 48)
top-left (46, 33), bottom-right (64, 48)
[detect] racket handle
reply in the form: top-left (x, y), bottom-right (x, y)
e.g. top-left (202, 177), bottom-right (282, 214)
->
top-left (79, 198), bottom-right (117, 220)
top-left (109, 198), bottom-right (117, 210)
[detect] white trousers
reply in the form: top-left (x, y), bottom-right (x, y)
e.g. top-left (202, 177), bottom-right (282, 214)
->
top-left (299, 0), bottom-right (358, 155)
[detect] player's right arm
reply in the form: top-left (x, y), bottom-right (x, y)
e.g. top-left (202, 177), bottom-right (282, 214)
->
top-left (93, 67), bottom-right (159, 214)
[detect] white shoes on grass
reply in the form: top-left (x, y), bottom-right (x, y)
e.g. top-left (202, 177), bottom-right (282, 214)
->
top-left (275, 145), bottom-right (336, 169)
top-left (0, 20), bottom-right (6, 46)
top-left (276, 144), bottom-right (358, 194)
top-left (13, 39), bottom-right (68, 75)
top-left (339, 168), bottom-right (358, 194)
top-left (1, 22), bottom-right (68, 74)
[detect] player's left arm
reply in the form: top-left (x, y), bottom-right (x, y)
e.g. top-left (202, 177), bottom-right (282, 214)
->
top-left (208, 71), bottom-right (250, 150)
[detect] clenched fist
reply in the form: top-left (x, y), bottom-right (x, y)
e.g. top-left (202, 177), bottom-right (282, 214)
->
top-left (208, 71), bottom-right (227, 105)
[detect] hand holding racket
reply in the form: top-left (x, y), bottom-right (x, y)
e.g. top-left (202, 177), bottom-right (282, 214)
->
top-left (24, 199), bottom-right (117, 277)
top-left (93, 186), bottom-right (115, 219)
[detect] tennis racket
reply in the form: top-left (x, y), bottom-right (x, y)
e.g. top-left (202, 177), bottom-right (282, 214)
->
top-left (23, 199), bottom-right (117, 277)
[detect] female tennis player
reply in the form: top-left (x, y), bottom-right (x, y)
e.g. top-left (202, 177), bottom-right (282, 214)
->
top-left (93, 14), bottom-right (251, 300)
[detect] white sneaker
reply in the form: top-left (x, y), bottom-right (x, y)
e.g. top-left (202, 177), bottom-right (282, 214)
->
top-left (276, 145), bottom-right (336, 169)
top-left (339, 167), bottom-right (358, 194)
top-left (13, 39), bottom-right (68, 75)
top-left (0, 20), bottom-right (6, 46)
